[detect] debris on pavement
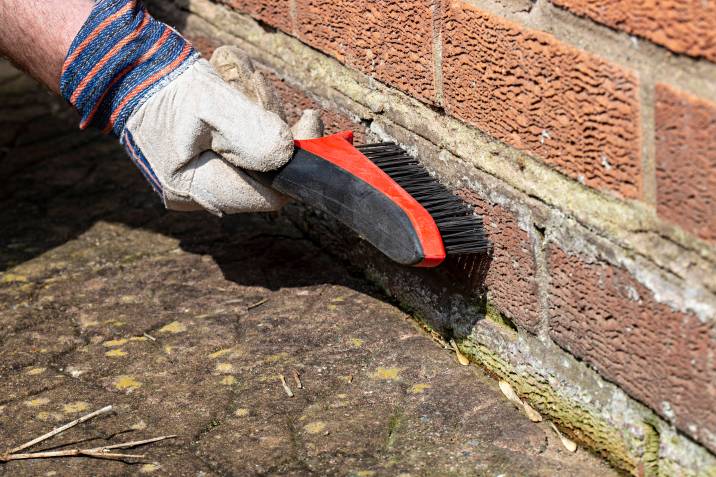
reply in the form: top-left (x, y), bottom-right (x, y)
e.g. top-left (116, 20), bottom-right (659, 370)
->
top-left (550, 422), bottom-right (578, 452)
top-left (279, 374), bottom-right (294, 398)
top-left (0, 405), bottom-right (176, 463)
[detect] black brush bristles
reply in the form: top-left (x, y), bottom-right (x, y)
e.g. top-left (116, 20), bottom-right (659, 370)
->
top-left (356, 142), bottom-right (492, 257)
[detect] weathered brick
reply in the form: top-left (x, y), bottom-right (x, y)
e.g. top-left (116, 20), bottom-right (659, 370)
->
top-left (182, 30), bottom-right (366, 142)
top-left (262, 68), bottom-right (367, 144)
top-left (551, 0), bottom-right (716, 63)
top-left (185, 33), bottom-right (221, 58)
top-left (459, 191), bottom-right (540, 332)
top-left (548, 245), bottom-right (716, 452)
top-left (442, 0), bottom-right (642, 198)
top-left (655, 84), bottom-right (716, 243)
top-left (221, 0), bottom-right (293, 33)
top-left (296, 0), bottom-right (436, 104)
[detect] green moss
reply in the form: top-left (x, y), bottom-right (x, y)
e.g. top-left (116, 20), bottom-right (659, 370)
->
top-left (484, 302), bottom-right (518, 335)
top-left (454, 339), bottom-right (637, 474)
top-left (386, 410), bottom-right (404, 448)
top-left (642, 422), bottom-right (660, 477)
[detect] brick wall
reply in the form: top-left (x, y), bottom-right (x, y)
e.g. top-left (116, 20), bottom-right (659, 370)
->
top-left (150, 0), bottom-right (716, 473)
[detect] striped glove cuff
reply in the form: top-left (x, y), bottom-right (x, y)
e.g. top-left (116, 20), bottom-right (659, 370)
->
top-left (60, 0), bottom-right (199, 136)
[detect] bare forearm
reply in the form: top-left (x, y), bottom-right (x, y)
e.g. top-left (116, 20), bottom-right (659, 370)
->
top-left (0, 0), bottom-right (94, 93)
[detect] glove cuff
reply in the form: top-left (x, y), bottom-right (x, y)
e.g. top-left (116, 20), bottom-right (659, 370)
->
top-left (60, 0), bottom-right (199, 136)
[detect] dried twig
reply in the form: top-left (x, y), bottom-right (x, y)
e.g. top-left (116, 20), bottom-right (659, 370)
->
top-left (292, 370), bottom-right (303, 389)
top-left (143, 333), bottom-right (156, 342)
top-left (8, 405), bottom-right (113, 455)
top-left (2, 450), bottom-right (146, 462)
top-left (279, 374), bottom-right (294, 397)
top-left (247, 298), bottom-right (268, 310)
top-left (98, 435), bottom-right (177, 450)
top-left (0, 406), bottom-right (176, 463)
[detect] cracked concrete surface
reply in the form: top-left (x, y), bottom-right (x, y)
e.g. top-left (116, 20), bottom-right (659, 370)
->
top-left (0, 62), bottom-right (617, 476)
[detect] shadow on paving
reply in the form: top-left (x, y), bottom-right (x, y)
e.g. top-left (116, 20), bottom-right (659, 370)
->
top-left (0, 65), bottom-right (372, 293)
top-left (0, 64), bottom-right (617, 476)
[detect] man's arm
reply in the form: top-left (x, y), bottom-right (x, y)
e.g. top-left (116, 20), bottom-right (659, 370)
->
top-left (0, 0), bottom-right (93, 93)
top-left (0, 0), bottom-right (321, 216)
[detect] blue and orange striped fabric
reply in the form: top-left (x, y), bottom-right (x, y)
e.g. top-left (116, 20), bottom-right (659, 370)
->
top-left (60, 0), bottom-right (199, 137)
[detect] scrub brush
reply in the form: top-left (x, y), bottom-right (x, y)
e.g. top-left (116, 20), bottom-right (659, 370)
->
top-left (253, 131), bottom-right (491, 272)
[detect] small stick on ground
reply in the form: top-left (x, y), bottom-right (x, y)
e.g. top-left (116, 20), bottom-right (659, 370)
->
top-left (292, 370), bottom-right (303, 389)
top-left (143, 333), bottom-right (156, 342)
top-left (1, 435), bottom-right (176, 462)
top-left (279, 374), bottom-right (294, 397)
top-left (0, 406), bottom-right (177, 463)
top-left (7, 405), bottom-right (113, 455)
top-left (247, 298), bottom-right (268, 310)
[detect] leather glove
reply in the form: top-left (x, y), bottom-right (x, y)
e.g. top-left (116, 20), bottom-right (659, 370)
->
top-left (59, 0), bottom-right (320, 215)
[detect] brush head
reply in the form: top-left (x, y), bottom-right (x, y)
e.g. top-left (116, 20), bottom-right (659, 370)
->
top-left (356, 143), bottom-right (491, 257)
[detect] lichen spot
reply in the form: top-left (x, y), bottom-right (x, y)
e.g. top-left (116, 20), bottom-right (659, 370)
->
top-left (235, 408), bottom-right (250, 417)
top-left (115, 375), bottom-right (142, 391)
top-left (264, 352), bottom-right (288, 363)
top-left (370, 367), bottom-right (402, 381)
top-left (221, 376), bottom-right (237, 385)
top-left (139, 463), bottom-right (160, 474)
top-left (132, 420), bottom-right (147, 430)
top-left (1, 273), bottom-right (28, 283)
top-left (215, 362), bottom-right (235, 374)
top-left (37, 411), bottom-right (62, 422)
top-left (27, 367), bottom-right (46, 375)
top-left (103, 338), bottom-right (128, 348)
top-left (304, 421), bottom-right (327, 434)
top-left (409, 383), bottom-right (432, 394)
top-left (25, 397), bottom-right (50, 407)
top-left (105, 349), bottom-right (127, 357)
top-left (159, 321), bottom-right (187, 333)
top-left (350, 338), bottom-right (364, 348)
top-left (63, 401), bottom-right (90, 413)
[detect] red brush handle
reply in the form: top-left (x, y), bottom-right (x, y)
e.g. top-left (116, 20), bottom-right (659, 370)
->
top-left (294, 132), bottom-right (445, 267)
top-left (251, 131), bottom-right (446, 267)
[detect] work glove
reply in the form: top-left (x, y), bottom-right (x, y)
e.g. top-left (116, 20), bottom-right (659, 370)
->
top-left (60, 0), bottom-right (321, 215)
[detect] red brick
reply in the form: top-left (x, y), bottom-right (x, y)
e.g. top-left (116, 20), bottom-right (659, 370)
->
top-left (296, 0), bottom-right (436, 104)
top-left (459, 191), bottom-right (540, 332)
top-left (262, 68), bottom-right (367, 144)
top-left (442, 0), bottom-right (642, 198)
top-left (221, 0), bottom-right (292, 33)
top-left (185, 34), bottom-right (221, 58)
top-left (548, 245), bottom-right (716, 452)
top-left (655, 84), bottom-right (716, 242)
top-left (552, 0), bottom-right (716, 63)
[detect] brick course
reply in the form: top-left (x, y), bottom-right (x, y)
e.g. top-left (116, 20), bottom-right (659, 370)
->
top-left (548, 245), bottom-right (716, 452)
top-left (442, 0), bottom-right (642, 198)
top-left (296, 0), bottom-right (436, 104)
top-left (222, 0), bottom-right (293, 33)
top-left (265, 70), bottom-right (367, 144)
top-left (551, 0), bottom-right (716, 63)
top-left (655, 84), bottom-right (716, 243)
top-left (460, 191), bottom-right (541, 332)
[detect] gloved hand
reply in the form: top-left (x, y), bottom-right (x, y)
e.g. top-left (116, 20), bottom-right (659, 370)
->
top-left (59, 0), bottom-right (321, 215)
